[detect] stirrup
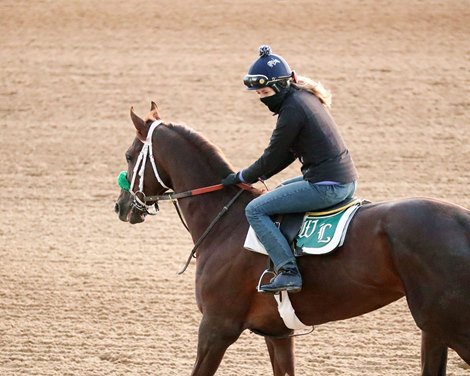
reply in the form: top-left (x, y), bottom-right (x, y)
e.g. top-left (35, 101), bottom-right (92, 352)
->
top-left (257, 269), bottom-right (277, 293)
top-left (260, 283), bottom-right (302, 294)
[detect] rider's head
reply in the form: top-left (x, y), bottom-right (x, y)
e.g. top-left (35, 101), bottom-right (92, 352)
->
top-left (243, 45), bottom-right (294, 94)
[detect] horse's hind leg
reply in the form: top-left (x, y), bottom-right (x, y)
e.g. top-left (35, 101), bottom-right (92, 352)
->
top-left (265, 336), bottom-right (295, 376)
top-left (421, 331), bottom-right (448, 376)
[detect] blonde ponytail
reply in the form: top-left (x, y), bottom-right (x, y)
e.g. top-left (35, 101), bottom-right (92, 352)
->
top-left (291, 75), bottom-right (332, 109)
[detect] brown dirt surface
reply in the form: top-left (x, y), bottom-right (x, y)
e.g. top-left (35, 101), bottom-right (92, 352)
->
top-left (1, 1), bottom-right (469, 375)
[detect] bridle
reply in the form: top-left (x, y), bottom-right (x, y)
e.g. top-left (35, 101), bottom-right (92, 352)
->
top-left (119, 120), bottom-right (254, 273)
top-left (126, 120), bottom-right (170, 215)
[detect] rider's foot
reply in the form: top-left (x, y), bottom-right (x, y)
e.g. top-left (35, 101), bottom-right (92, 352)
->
top-left (259, 262), bottom-right (302, 294)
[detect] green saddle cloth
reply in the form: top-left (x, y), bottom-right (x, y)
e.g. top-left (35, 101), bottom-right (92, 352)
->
top-left (294, 204), bottom-right (361, 255)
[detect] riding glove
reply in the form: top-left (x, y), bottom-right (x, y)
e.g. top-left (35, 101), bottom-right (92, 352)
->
top-left (221, 172), bottom-right (242, 187)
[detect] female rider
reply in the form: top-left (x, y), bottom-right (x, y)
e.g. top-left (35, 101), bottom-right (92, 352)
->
top-left (222, 45), bottom-right (358, 294)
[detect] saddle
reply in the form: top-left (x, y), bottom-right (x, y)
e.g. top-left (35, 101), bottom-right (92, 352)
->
top-left (244, 197), bottom-right (369, 256)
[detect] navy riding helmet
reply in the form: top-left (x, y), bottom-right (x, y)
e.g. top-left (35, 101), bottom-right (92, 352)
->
top-left (243, 45), bottom-right (295, 92)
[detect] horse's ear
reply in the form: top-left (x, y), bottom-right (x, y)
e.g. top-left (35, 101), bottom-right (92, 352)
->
top-left (149, 101), bottom-right (161, 120)
top-left (130, 106), bottom-right (148, 140)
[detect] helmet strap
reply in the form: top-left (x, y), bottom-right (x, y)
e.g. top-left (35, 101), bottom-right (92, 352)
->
top-left (270, 79), bottom-right (291, 93)
top-left (271, 83), bottom-right (281, 93)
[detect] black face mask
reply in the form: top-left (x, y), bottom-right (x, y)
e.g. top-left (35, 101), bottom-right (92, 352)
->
top-left (260, 87), bottom-right (289, 114)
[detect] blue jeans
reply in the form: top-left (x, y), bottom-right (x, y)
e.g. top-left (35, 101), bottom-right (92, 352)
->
top-left (245, 177), bottom-right (356, 271)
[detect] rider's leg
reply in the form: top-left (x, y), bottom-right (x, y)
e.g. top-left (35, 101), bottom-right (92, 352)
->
top-left (246, 180), bottom-right (356, 293)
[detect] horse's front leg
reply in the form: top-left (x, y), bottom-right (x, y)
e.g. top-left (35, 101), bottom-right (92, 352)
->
top-left (421, 330), bottom-right (448, 376)
top-left (265, 336), bottom-right (295, 376)
top-left (191, 315), bottom-right (242, 376)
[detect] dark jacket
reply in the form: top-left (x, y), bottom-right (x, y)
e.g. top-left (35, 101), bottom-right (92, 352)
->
top-left (242, 87), bottom-right (358, 184)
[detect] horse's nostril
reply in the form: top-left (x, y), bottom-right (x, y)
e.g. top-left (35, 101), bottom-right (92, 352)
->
top-left (114, 202), bottom-right (120, 213)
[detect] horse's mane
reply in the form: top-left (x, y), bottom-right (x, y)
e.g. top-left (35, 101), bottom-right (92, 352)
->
top-left (165, 123), bottom-right (234, 177)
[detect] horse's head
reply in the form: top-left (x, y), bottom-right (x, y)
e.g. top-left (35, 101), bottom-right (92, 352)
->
top-left (114, 102), bottom-right (170, 224)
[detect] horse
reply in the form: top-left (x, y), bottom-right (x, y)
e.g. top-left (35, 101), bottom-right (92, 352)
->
top-left (114, 102), bottom-right (470, 376)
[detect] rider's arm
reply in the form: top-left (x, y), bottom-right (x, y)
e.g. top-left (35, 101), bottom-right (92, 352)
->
top-left (259, 151), bottom-right (296, 181)
top-left (241, 106), bottom-right (302, 183)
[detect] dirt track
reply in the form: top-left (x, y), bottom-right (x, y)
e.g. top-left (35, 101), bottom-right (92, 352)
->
top-left (1, 1), bottom-right (469, 375)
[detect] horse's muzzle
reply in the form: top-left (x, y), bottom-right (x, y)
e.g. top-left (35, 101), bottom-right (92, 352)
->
top-left (115, 191), bottom-right (136, 223)
top-left (128, 206), bottom-right (146, 224)
top-left (115, 200), bottom-right (130, 222)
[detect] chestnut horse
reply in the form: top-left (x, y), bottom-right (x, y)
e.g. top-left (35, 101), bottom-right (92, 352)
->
top-left (114, 103), bottom-right (470, 376)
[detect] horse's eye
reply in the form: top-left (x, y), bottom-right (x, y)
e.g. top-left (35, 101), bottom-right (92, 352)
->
top-left (125, 154), bottom-right (132, 163)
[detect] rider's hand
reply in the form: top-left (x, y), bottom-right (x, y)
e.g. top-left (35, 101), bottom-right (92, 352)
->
top-left (221, 172), bottom-right (242, 187)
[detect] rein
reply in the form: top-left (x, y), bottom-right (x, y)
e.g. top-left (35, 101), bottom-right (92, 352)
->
top-left (149, 182), bottom-right (252, 274)
top-left (177, 186), bottom-right (247, 274)
top-left (147, 183), bottom-right (252, 235)
top-left (145, 183), bottom-right (236, 201)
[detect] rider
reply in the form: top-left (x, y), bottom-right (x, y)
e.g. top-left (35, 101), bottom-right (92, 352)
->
top-left (222, 45), bottom-right (359, 294)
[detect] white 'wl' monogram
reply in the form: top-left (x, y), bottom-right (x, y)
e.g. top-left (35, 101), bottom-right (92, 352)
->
top-left (317, 224), bottom-right (333, 243)
top-left (298, 219), bottom-right (318, 238)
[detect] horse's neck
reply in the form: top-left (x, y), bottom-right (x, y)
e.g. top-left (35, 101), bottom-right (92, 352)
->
top-left (158, 126), bottom-right (242, 240)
